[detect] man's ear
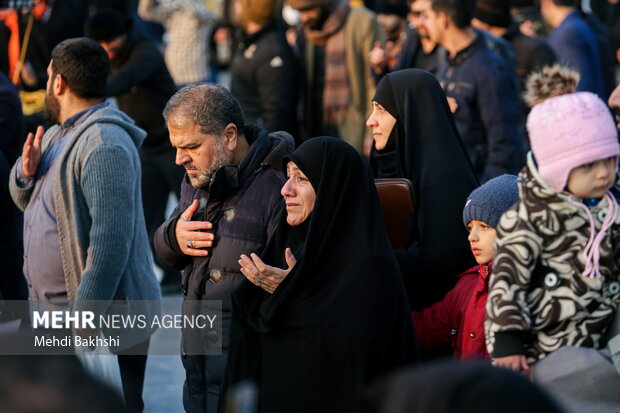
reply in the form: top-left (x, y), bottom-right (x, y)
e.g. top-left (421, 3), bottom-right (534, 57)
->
top-left (439, 11), bottom-right (449, 30)
top-left (222, 123), bottom-right (239, 151)
top-left (53, 73), bottom-right (67, 96)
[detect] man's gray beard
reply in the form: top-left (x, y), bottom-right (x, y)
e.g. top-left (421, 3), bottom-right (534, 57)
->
top-left (187, 141), bottom-right (230, 189)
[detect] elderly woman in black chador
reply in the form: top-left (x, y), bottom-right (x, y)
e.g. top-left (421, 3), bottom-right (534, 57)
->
top-left (223, 137), bottom-right (419, 413)
top-left (366, 69), bottom-right (479, 311)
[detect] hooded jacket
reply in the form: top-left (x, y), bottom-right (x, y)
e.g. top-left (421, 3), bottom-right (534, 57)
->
top-left (154, 125), bottom-right (294, 308)
top-left (153, 125), bottom-right (294, 412)
top-left (486, 153), bottom-right (620, 363)
top-left (9, 103), bottom-right (161, 351)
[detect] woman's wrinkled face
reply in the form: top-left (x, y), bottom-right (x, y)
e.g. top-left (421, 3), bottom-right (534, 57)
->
top-left (366, 101), bottom-right (397, 151)
top-left (281, 161), bottom-right (316, 226)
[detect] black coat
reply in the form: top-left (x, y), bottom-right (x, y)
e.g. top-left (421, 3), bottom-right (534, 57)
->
top-left (107, 25), bottom-right (177, 147)
top-left (224, 137), bottom-right (419, 413)
top-left (154, 125), bottom-right (294, 413)
top-left (230, 22), bottom-right (299, 137)
top-left (371, 69), bottom-right (479, 311)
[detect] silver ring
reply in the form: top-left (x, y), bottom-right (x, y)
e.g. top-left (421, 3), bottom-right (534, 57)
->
top-left (187, 240), bottom-right (194, 248)
top-left (256, 277), bottom-right (261, 283)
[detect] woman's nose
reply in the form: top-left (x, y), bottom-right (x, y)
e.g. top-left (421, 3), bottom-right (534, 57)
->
top-left (281, 179), bottom-right (295, 197)
top-left (366, 114), bottom-right (376, 127)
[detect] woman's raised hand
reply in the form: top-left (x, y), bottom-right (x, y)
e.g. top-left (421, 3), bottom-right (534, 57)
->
top-left (239, 248), bottom-right (297, 294)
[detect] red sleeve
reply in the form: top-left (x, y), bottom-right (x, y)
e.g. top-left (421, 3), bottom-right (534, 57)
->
top-left (412, 269), bottom-right (480, 352)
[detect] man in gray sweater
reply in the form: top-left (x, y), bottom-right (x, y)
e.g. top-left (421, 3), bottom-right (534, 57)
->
top-left (9, 38), bottom-right (160, 413)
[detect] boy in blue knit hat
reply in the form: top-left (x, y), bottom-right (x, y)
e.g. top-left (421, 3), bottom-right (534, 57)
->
top-left (413, 174), bottom-right (518, 360)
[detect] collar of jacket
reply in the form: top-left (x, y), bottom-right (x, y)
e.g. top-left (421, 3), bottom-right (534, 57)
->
top-left (206, 124), bottom-right (294, 202)
top-left (239, 21), bottom-right (277, 47)
top-left (447, 32), bottom-right (484, 67)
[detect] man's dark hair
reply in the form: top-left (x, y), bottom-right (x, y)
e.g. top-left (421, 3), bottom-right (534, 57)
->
top-left (431, 0), bottom-right (475, 28)
top-left (163, 83), bottom-right (245, 137)
top-left (50, 38), bottom-right (109, 99)
top-left (550, 0), bottom-right (576, 7)
top-left (88, 8), bottom-right (131, 42)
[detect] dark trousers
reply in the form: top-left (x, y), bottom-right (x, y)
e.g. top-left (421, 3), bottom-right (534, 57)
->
top-left (139, 143), bottom-right (185, 282)
top-left (117, 339), bottom-right (150, 413)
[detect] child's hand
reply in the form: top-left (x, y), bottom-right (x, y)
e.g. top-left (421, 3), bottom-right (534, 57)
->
top-left (494, 354), bottom-right (529, 372)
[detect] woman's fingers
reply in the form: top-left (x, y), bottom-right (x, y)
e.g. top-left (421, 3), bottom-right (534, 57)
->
top-left (250, 253), bottom-right (267, 272)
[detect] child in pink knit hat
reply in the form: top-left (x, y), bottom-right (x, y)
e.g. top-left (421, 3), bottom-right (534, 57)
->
top-left (485, 66), bottom-right (620, 383)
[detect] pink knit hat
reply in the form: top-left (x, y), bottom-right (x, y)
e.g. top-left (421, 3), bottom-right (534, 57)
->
top-left (527, 92), bottom-right (620, 193)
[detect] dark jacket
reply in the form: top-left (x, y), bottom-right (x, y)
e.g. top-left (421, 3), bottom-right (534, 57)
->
top-left (0, 151), bottom-right (26, 301)
top-left (0, 71), bottom-right (24, 166)
top-left (107, 25), bottom-right (177, 147)
top-left (153, 124), bottom-right (294, 413)
top-left (581, 10), bottom-right (617, 99)
top-left (547, 11), bottom-right (606, 99)
top-left (230, 22), bottom-right (299, 136)
top-left (436, 34), bottom-right (524, 181)
top-left (502, 25), bottom-right (557, 91)
top-left (412, 264), bottom-right (491, 361)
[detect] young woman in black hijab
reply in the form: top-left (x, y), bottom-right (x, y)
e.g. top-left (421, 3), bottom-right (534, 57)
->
top-left (366, 69), bottom-right (479, 311)
top-left (223, 137), bottom-right (419, 413)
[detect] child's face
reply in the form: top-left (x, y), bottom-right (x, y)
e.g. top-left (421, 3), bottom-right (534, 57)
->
top-left (567, 157), bottom-right (616, 198)
top-left (467, 220), bottom-right (496, 265)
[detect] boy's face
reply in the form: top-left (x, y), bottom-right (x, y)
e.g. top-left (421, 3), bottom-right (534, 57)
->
top-left (567, 156), bottom-right (616, 199)
top-left (467, 220), bottom-right (496, 265)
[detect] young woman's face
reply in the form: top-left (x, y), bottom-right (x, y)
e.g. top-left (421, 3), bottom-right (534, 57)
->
top-left (281, 161), bottom-right (316, 226)
top-left (567, 156), bottom-right (617, 198)
top-left (366, 101), bottom-right (397, 151)
top-left (467, 220), bottom-right (497, 265)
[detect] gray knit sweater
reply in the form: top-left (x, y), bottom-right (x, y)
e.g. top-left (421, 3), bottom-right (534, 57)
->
top-left (9, 104), bottom-right (161, 350)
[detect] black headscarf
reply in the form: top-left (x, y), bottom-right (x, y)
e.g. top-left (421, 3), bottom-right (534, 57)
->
top-left (224, 137), bottom-right (419, 413)
top-left (371, 69), bottom-right (479, 311)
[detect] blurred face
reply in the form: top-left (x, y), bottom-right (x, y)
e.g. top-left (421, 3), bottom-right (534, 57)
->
top-left (231, 0), bottom-right (246, 29)
top-left (281, 161), bottom-right (316, 226)
top-left (409, 0), bottom-right (432, 38)
top-left (168, 116), bottom-right (232, 189)
top-left (297, 6), bottom-right (324, 30)
top-left (377, 14), bottom-right (405, 39)
top-left (44, 61), bottom-right (60, 124)
top-left (366, 101), bottom-right (397, 151)
top-left (566, 157), bottom-right (617, 198)
top-left (467, 220), bottom-right (496, 265)
top-left (419, 6), bottom-right (445, 44)
top-left (98, 34), bottom-right (127, 60)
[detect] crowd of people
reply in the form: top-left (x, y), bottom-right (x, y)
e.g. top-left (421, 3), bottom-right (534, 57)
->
top-left (1, 0), bottom-right (620, 412)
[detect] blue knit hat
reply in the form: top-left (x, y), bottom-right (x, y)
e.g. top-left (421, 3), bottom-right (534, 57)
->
top-left (462, 174), bottom-right (519, 228)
